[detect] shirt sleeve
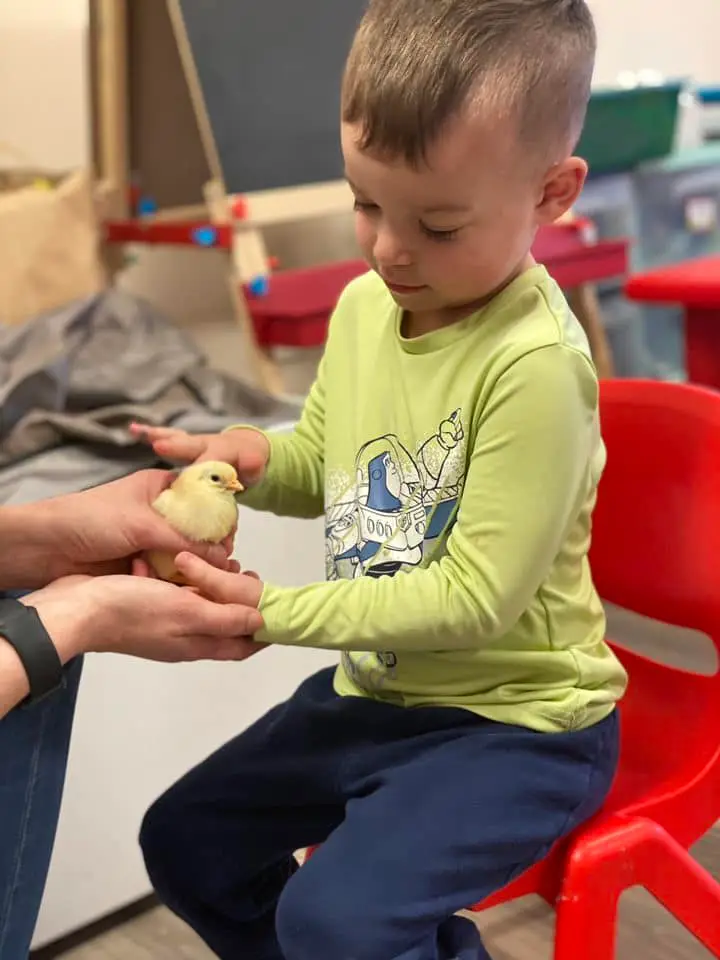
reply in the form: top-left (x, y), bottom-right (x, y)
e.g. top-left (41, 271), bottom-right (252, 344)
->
top-left (256, 344), bottom-right (600, 650)
top-left (237, 354), bottom-right (326, 518)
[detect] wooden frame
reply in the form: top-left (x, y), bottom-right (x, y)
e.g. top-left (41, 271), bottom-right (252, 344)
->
top-left (89, 0), bottom-right (294, 393)
top-left (89, 0), bottom-right (129, 217)
top-left (89, 0), bottom-right (353, 225)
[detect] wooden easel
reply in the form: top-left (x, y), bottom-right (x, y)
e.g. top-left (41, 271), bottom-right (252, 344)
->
top-left (89, 0), bottom-right (286, 394)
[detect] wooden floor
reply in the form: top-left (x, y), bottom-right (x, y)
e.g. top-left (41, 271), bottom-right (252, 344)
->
top-left (54, 853), bottom-right (720, 960)
top-left (56, 605), bottom-right (720, 959)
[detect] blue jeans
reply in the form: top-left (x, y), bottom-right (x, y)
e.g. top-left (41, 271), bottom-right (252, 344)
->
top-left (0, 647), bottom-right (83, 959)
top-left (141, 668), bottom-right (620, 960)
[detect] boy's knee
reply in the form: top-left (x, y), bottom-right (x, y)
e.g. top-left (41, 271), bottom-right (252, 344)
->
top-left (276, 867), bottom-right (399, 960)
top-left (139, 784), bottom-right (190, 892)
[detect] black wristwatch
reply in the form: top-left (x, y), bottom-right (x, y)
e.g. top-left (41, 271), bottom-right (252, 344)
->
top-left (0, 597), bottom-right (65, 706)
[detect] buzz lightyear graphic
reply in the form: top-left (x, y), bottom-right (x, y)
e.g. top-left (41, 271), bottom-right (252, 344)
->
top-left (325, 409), bottom-right (466, 582)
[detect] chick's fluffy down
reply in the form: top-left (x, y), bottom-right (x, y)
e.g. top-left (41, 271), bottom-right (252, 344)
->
top-left (147, 460), bottom-right (242, 583)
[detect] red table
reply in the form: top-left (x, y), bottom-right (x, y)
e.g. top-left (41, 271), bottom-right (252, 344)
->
top-left (248, 223), bottom-right (628, 348)
top-left (626, 257), bottom-right (720, 390)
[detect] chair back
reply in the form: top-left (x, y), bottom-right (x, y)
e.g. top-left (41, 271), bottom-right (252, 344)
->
top-left (590, 379), bottom-right (720, 843)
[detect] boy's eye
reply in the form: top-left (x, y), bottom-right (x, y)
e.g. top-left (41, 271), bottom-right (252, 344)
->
top-left (353, 199), bottom-right (379, 213)
top-left (420, 223), bottom-right (460, 243)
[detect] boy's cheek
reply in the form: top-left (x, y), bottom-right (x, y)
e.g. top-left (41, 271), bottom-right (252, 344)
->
top-left (354, 217), bottom-right (375, 263)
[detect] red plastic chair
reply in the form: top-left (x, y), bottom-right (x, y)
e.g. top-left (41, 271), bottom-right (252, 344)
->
top-left (309, 379), bottom-right (720, 957)
top-left (469, 378), bottom-right (720, 957)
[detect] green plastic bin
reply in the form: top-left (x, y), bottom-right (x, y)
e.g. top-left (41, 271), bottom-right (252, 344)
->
top-left (577, 84), bottom-right (682, 176)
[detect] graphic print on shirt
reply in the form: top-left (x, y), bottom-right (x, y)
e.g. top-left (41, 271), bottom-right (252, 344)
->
top-left (325, 409), bottom-right (467, 694)
top-left (325, 409), bottom-right (467, 582)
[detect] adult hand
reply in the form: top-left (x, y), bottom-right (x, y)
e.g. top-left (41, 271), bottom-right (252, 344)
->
top-left (25, 573), bottom-right (265, 665)
top-left (34, 470), bottom-right (236, 584)
top-left (131, 423), bottom-right (270, 489)
top-left (1, 569), bottom-right (265, 719)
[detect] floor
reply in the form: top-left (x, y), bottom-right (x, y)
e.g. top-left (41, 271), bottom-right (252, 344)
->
top-left (53, 605), bottom-right (719, 959)
top-left (53, 855), bottom-right (720, 960)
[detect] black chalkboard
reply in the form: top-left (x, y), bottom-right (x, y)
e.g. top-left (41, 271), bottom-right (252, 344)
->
top-left (176, 0), bottom-right (368, 194)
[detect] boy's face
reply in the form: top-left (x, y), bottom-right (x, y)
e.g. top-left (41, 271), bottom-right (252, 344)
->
top-left (342, 112), bottom-right (585, 320)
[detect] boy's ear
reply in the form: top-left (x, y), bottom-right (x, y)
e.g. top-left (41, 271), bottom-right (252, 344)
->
top-left (535, 157), bottom-right (587, 225)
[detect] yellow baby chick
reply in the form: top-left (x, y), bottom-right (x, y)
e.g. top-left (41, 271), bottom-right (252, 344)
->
top-left (147, 460), bottom-right (244, 584)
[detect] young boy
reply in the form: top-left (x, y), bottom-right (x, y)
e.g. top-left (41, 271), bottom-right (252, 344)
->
top-left (137, 1), bottom-right (627, 957)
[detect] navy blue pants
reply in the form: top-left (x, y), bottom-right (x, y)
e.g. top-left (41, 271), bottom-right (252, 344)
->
top-left (0, 655), bottom-right (83, 959)
top-left (141, 668), bottom-right (619, 960)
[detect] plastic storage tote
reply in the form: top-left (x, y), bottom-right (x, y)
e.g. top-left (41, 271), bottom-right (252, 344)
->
top-left (577, 83), bottom-right (682, 177)
top-left (632, 143), bottom-right (720, 379)
top-left (574, 174), bottom-right (661, 378)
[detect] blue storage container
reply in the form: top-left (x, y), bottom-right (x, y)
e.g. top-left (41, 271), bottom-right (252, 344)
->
top-left (574, 174), bottom-right (662, 378)
top-left (632, 143), bottom-right (720, 379)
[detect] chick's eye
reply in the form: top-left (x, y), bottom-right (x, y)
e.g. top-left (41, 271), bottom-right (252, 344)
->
top-left (210, 474), bottom-right (221, 482)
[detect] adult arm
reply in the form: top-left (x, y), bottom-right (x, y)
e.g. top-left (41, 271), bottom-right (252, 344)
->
top-left (0, 574), bottom-right (264, 720)
top-left (0, 470), bottom-right (233, 590)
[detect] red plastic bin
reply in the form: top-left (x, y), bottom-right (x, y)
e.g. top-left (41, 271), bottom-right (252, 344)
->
top-left (247, 260), bottom-right (367, 348)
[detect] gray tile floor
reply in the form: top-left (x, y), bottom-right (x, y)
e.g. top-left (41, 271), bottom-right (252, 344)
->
top-left (54, 605), bottom-right (720, 959)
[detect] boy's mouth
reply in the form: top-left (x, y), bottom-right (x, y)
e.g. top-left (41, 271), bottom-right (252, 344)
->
top-left (383, 277), bottom-right (428, 294)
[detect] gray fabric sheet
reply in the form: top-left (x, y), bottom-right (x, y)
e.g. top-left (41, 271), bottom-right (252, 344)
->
top-left (0, 290), bottom-right (300, 505)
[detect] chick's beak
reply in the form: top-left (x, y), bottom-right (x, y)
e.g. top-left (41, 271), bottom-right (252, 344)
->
top-left (225, 478), bottom-right (244, 493)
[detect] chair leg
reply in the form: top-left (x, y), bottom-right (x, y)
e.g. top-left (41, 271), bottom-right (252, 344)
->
top-left (638, 825), bottom-right (720, 954)
top-left (554, 864), bottom-right (619, 960)
top-left (553, 815), bottom-right (720, 960)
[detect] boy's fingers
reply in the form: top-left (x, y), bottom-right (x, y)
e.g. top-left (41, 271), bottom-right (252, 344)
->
top-left (130, 424), bottom-right (187, 442)
top-left (192, 542), bottom-right (235, 569)
top-left (186, 595), bottom-right (264, 636)
top-left (176, 554), bottom-right (243, 603)
top-left (132, 556), bottom-right (155, 578)
top-left (221, 530), bottom-right (237, 554)
top-left (130, 421), bottom-right (206, 462)
top-left (182, 635), bottom-right (267, 662)
top-left (152, 435), bottom-right (209, 461)
top-left (175, 554), bottom-right (264, 612)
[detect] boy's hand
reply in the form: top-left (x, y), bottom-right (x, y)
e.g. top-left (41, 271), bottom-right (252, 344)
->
top-left (173, 552), bottom-right (265, 612)
top-left (131, 424), bottom-right (270, 488)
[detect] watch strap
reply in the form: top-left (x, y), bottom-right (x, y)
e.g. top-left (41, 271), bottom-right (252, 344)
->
top-left (0, 597), bottom-right (65, 705)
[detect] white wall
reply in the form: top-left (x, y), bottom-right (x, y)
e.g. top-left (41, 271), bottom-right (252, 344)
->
top-left (589, 0), bottom-right (718, 85)
top-left (0, 0), bottom-right (89, 171)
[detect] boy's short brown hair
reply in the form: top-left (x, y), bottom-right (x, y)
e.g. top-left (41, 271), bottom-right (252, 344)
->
top-left (342, 0), bottom-right (596, 166)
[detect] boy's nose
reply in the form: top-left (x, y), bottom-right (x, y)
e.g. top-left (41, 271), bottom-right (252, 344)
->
top-left (373, 227), bottom-right (413, 269)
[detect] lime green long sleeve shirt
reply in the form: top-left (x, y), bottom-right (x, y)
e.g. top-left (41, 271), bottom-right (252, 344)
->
top-left (241, 267), bottom-right (627, 733)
